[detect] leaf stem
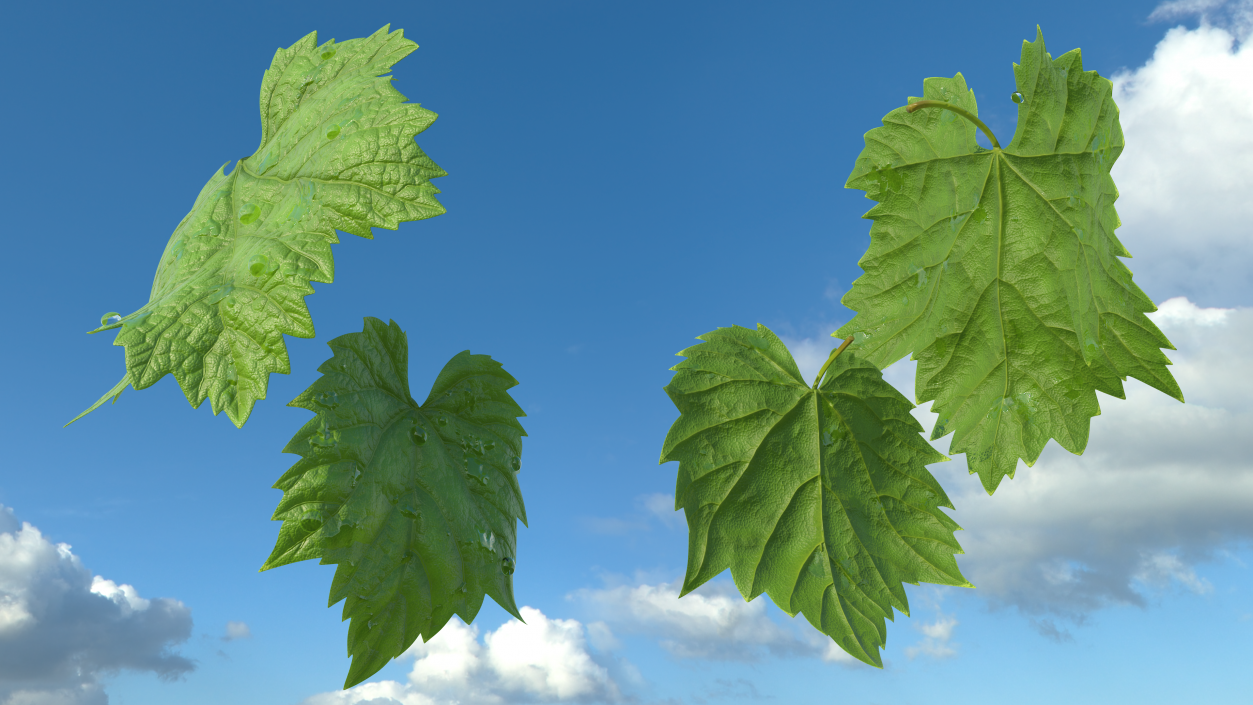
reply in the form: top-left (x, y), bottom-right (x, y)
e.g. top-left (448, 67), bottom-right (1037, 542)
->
top-left (906, 100), bottom-right (1001, 150)
top-left (813, 337), bottom-right (854, 389)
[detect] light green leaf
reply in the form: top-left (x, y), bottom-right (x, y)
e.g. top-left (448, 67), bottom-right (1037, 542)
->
top-left (836, 28), bottom-right (1183, 494)
top-left (260, 317), bottom-right (527, 689)
top-left (67, 25), bottom-right (446, 428)
top-left (659, 324), bottom-right (971, 667)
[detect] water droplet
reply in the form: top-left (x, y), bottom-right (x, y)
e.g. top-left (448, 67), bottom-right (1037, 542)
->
top-left (399, 501), bottom-right (419, 519)
top-left (410, 426), bottom-right (427, 446)
top-left (749, 335), bottom-right (770, 350)
top-left (484, 441), bottom-right (495, 451)
top-left (510, 457), bottom-right (521, 472)
top-left (501, 556), bottom-right (515, 576)
top-left (299, 511), bottom-right (321, 532)
top-left (871, 164), bottom-right (904, 199)
top-left (100, 312), bottom-right (121, 326)
top-left (315, 391), bottom-right (339, 409)
top-left (821, 431), bottom-right (834, 447)
top-left (1011, 91), bottom-right (1026, 104)
top-left (249, 254), bottom-right (270, 276)
top-left (325, 123), bottom-right (341, 140)
top-left (238, 203), bottom-right (261, 225)
top-left (320, 46), bottom-right (337, 61)
top-left (322, 516), bottom-right (342, 537)
top-left (969, 205), bottom-right (987, 223)
top-left (1084, 337), bottom-right (1101, 358)
top-left (281, 261), bottom-right (298, 278)
top-left (438, 416), bottom-right (448, 427)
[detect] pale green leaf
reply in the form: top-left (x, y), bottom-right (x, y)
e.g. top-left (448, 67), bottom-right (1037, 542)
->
top-left (836, 28), bottom-right (1183, 494)
top-left (68, 25), bottom-right (445, 428)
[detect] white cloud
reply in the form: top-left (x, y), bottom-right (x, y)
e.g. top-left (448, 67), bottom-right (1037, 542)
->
top-left (568, 577), bottom-right (863, 665)
top-left (297, 607), bottom-right (626, 705)
top-left (222, 621), bottom-right (251, 641)
top-left (0, 505), bottom-right (195, 705)
top-left (903, 614), bottom-right (959, 660)
top-left (1110, 13), bottom-right (1253, 306)
top-left (873, 299), bottom-right (1253, 636)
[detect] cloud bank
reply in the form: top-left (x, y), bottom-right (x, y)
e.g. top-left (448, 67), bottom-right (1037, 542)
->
top-left (1111, 5), bottom-right (1253, 305)
top-left (0, 505), bottom-right (195, 705)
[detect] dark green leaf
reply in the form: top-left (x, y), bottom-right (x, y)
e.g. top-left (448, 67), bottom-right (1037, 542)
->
top-left (260, 317), bottom-right (527, 688)
top-left (660, 324), bottom-right (971, 667)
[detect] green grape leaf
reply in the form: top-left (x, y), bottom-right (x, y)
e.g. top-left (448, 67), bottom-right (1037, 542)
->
top-left (659, 324), bottom-right (972, 667)
top-left (259, 317), bottom-right (527, 689)
top-left (67, 25), bottom-right (446, 429)
top-left (836, 27), bottom-right (1183, 494)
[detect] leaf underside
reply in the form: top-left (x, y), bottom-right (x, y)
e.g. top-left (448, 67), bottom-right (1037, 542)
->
top-left (68, 25), bottom-right (446, 429)
top-left (836, 27), bottom-right (1183, 494)
top-left (660, 324), bottom-right (972, 667)
top-left (260, 317), bottom-right (527, 689)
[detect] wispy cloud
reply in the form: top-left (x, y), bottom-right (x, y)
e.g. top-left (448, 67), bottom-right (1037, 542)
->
top-left (1149, 0), bottom-right (1253, 40)
top-left (578, 493), bottom-right (686, 535)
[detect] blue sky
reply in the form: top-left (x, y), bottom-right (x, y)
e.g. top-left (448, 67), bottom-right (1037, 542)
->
top-left (2, 1), bottom-right (1252, 703)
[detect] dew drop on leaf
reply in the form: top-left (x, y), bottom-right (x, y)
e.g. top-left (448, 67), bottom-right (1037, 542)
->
top-left (969, 205), bottom-right (987, 223)
top-left (325, 123), bottom-right (341, 140)
top-left (438, 416), bottom-right (448, 427)
top-left (100, 312), bottom-right (121, 326)
top-left (322, 516), bottom-right (342, 537)
top-left (249, 254), bottom-right (270, 276)
top-left (510, 457), bottom-right (521, 472)
top-left (299, 511), bottom-right (321, 532)
top-left (1011, 91), bottom-right (1026, 104)
top-left (315, 391), bottom-right (339, 409)
top-left (410, 426), bottom-right (427, 446)
top-left (238, 203), bottom-right (261, 224)
top-left (321, 47), bottom-right (336, 61)
top-left (501, 556), bottom-right (515, 576)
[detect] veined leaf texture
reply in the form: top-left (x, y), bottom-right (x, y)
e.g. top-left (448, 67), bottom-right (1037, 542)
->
top-left (660, 325), bottom-right (972, 667)
top-left (836, 28), bottom-right (1183, 493)
top-left (260, 318), bottom-right (527, 688)
top-left (68, 25), bottom-right (445, 428)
